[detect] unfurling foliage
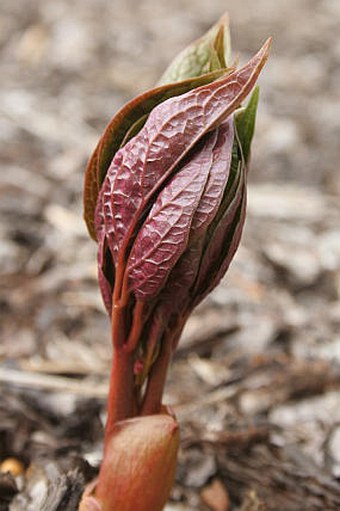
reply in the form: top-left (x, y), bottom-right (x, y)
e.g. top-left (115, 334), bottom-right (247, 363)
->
top-left (81, 13), bottom-right (270, 511)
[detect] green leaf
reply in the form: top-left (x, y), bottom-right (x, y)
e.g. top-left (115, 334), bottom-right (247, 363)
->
top-left (158, 13), bottom-right (231, 85)
top-left (209, 47), bottom-right (222, 72)
top-left (235, 86), bottom-right (260, 164)
top-left (213, 25), bottom-right (228, 69)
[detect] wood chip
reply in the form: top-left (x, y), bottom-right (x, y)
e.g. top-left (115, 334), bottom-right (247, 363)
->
top-left (201, 479), bottom-right (230, 511)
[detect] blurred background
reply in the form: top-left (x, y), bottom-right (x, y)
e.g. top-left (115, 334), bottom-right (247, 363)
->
top-left (1, 0), bottom-right (340, 509)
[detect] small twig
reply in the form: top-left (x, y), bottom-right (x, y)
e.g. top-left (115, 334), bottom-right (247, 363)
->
top-left (0, 368), bottom-right (108, 398)
top-left (173, 384), bottom-right (240, 418)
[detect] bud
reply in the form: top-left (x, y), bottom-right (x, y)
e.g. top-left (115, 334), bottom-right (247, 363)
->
top-left (79, 415), bottom-right (180, 511)
top-left (84, 14), bottom-right (234, 242)
top-left (83, 14), bottom-right (270, 390)
top-left (94, 39), bottom-right (269, 306)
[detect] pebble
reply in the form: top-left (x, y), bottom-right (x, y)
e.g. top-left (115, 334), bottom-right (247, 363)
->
top-left (201, 478), bottom-right (230, 511)
top-left (264, 242), bottom-right (321, 287)
top-left (182, 450), bottom-right (217, 488)
top-left (0, 458), bottom-right (25, 477)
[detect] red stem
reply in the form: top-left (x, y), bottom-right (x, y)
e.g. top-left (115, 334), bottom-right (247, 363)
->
top-left (104, 300), bottom-right (137, 446)
top-left (125, 300), bottom-right (146, 352)
top-left (140, 329), bottom-right (179, 416)
top-left (105, 347), bottom-right (137, 443)
top-left (105, 297), bottom-right (184, 441)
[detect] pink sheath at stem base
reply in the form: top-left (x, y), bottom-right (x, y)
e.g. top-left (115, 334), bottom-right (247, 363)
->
top-left (79, 414), bottom-right (180, 511)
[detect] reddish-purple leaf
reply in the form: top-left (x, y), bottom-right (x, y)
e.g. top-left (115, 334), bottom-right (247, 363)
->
top-left (193, 160), bottom-right (246, 303)
top-left (83, 69), bottom-right (229, 240)
top-left (95, 190), bottom-right (115, 314)
top-left (157, 238), bottom-right (203, 315)
top-left (155, 118), bottom-right (234, 311)
top-left (189, 118), bottom-right (234, 236)
top-left (97, 39), bottom-right (271, 271)
top-left (127, 130), bottom-right (218, 299)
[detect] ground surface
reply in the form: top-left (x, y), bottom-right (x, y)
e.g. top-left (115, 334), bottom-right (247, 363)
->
top-left (1, 0), bottom-right (340, 510)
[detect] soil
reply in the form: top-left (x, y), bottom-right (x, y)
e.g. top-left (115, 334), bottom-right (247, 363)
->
top-left (1, 0), bottom-right (340, 510)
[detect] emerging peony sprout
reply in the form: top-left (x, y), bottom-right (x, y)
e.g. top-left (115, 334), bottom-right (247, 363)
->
top-left (81, 13), bottom-right (270, 511)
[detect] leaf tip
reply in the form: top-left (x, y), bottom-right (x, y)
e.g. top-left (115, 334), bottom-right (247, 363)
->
top-left (263, 36), bottom-right (273, 57)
